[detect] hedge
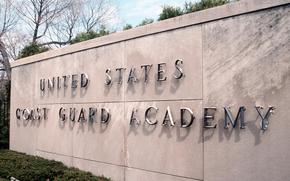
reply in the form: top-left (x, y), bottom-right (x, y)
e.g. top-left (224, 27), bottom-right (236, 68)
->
top-left (0, 150), bottom-right (110, 181)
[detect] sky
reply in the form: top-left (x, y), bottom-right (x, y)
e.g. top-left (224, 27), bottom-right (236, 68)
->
top-left (113, 0), bottom-right (197, 28)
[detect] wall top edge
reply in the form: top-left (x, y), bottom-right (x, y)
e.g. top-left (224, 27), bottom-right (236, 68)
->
top-left (10, 0), bottom-right (290, 68)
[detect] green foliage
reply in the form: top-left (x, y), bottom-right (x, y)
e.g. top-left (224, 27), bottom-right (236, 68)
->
top-left (158, 5), bottom-right (183, 21)
top-left (123, 24), bottom-right (133, 30)
top-left (137, 18), bottom-right (154, 27)
top-left (18, 43), bottom-right (49, 59)
top-left (184, 0), bottom-right (230, 13)
top-left (184, 2), bottom-right (195, 13)
top-left (0, 150), bottom-right (110, 181)
top-left (0, 80), bottom-right (10, 149)
top-left (71, 26), bottom-right (110, 44)
top-left (0, 116), bottom-right (9, 149)
top-left (158, 0), bottom-right (231, 21)
top-left (70, 31), bottom-right (99, 44)
top-left (98, 25), bottom-right (110, 37)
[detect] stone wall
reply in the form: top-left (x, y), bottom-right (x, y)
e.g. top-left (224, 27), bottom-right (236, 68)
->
top-left (10, 0), bottom-right (290, 181)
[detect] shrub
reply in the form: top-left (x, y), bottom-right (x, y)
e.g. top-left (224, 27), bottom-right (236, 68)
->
top-left (123, 24), bottom-right (133, 30)
top-left (98, 25), bottom-right (110, 37)
top-left (0, 150), bottom-right (110, 181)
top-left (184, 0), bottom-right (230, 14)
top-left (158, 0), bottom-right (232, 21)
top-left (18, 43), bottom-right (49, 59)
top-left (71, 26), bottom-right (110, 44)
top-left (137, 18), bottom-right (154, 27)
top-left (158, 5), bottom-right (183, 21)
top-left (71, 31), bottom-right (99, 44)
top-left (0, 80), bottom-right (10, 149)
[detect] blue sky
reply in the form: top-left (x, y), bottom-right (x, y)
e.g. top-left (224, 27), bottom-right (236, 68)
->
top-left (114, 0), bottom-right (197, 27)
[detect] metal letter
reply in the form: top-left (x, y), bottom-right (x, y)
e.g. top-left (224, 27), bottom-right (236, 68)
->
top-left (141, 64), bottom-right (152, 83)
top-left (157, 63), bottom-right (167, 81)
top-left (127, 67), bottom-right (138, 83)
top-left (69, 108), bottom-right (76, 122)
top-left (81, 73), bottom-right (89, 87)
top-left (130, 108), bottom-right (140, 125)
top-left (32, 108), bottom-right (41, 120)
top-left (145, 106), bottom-right (158, 125)
top-left (78, 108), bottom-right (86, 122)
top-left (22, 109), bottom-right (31, 121)
top-left (71, 74), bottom-right (78, 89)
top-left (224, 106), bottom-right (246, 129)
top-left (255, 106), bottom-right (275, 131)
top-left (89, 107), bottom-right (97, 123)
top-left (105, 69), bottom-right (112, 85)
top-left (116, 68), bottom-right (126, 84)
top-left (59, 107), bottom-right (66, 121)
top-left (162, 106), bottom-right (175, 126)
top-left (174, 59), bottom-right (184, 79)
top-left (180, 107), bottom-right (195, 128)
top-left (30, 109), bottom-right (36, 120)
top-left (40, 79), bottom-right (45, 91)
top-left (16, 108), bottom-right (21, 120)
top-left (43, 108), bottom-right (48, 120)
top-left (48, 77), bottom-right (55, 90)
top-left (204, 107), bottom-right (217, 128)
top-left (63, 75), bottom-right (69, 88)
top-left (57, 77), bottom-right (61, 89)
top-left (101, 108), bottom-right (110, 123)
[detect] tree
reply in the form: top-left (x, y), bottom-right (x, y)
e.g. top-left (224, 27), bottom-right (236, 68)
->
top-left (70, 25), bottom-right (110, 44)
top-left (0, 0), bottom-right (15, 149)
top-left (43, 0), bottom-right (82, 47)
top-left (0, 0), bottom-right (17, 80)
top-left (18, 43), bottom-right (49, 59)
top-left (158, 0), bottom-right (232, 21)
top-left (46, 0), bottom-right (115, 46)
top-left (137, 18), bottom-right (154, 27)
top-left (15, 0), bottom-right (115, 50)
top-left (17, 0), bottom-right (72, 44)
top-left (3, 31), bottom-right (30, 60)
top-left (81, 0), bottom-right (115, 33)
top-left (123, 24), bottom-right (132, 30)
top-left (158, 6), bottom-right (183, 21)
top-left (184, 0), bottom-right (230, 14)
top-left (6, 0), bottom-right (115, 58)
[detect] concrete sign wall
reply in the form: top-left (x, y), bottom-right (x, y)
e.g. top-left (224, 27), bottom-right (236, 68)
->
top-left (10, 0), bottom-right (290, 181)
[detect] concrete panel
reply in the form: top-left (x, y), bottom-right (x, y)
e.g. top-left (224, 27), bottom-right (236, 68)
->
top-left (72, 102), bottom-right (125, 166)
top-left (36, 42), bottom-right (125, 104)
top-left (125, 100), bottom-right (203, 180)
top-left (73, 157), bottom-right (124, 181)
top-left (203, 5), bottom-right (290, 181)
top-left (36, 105), bottom-right (73, 156)
top-left (36, 102), bottom-right (125, 166)
top-left (124, 26), bottom-right (202, 101)
top-left (10, 65), bottom-right (38, 155)
top-left (125, 168), bottom-right (201, 181)
top-left (36, 150), bottom-right (124, 181)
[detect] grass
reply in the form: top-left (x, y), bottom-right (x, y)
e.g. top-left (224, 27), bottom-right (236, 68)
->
top-left (0, 149), bottom-right (110, 181)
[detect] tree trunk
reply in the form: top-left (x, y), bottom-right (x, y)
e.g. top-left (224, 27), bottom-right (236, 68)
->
top-left (0, 40), bottom-right (11, 80)
top-left (32, 23), bottom-right (39, 43)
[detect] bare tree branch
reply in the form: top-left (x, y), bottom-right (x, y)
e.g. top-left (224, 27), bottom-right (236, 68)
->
top-left (0, 0), bottom-right (17, 80)
top-left (0, 40), bottom-right (11, 80)
top-left (4, 31), bottom-right (30, 59)
top-left (9, 0), bottom-right (115, 52)
top-left (16, 0), bottom-right (72, 43)
top-left (81, 0), bottom-right (114, 32)
top-left (0, 0), bottom-right (17, 37)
